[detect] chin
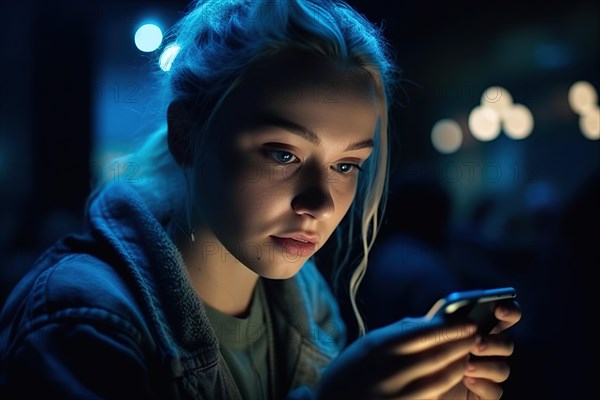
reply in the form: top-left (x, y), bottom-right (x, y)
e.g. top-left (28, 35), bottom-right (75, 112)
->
top-left (250, 257), bottom-right (306, 280)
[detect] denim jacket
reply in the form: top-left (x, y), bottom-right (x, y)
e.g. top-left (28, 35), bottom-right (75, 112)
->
top-left (0, 182), bottom-right (346, 399)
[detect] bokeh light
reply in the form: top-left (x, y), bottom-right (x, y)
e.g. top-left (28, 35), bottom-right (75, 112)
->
top-left (468, 105), bottom-right (501, 141)
top-left (481, 86), bottom-right (513, 113)
top-left (502, 104), bottom-right (534, 140)
top-left (431, 119), bottom-right (463, 154)
top-left (134, 23), bottom-right (163, 52)
top-left (579, 105), bottom-right (600, 140)
top-left (568, 81), bottom-right (598, 115)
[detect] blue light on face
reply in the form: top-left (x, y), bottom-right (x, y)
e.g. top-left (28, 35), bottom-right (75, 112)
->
top-left (134, 24), bottom-right (163, 52)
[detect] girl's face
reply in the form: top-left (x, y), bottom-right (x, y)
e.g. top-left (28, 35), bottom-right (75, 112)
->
top-left (194, 50), bottom-right (379, 279)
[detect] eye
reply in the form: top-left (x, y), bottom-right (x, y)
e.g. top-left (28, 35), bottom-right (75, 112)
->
top-left (334, 163), bottom-right (363, 175)
top-left (267, 150), bottom-right (298, 164)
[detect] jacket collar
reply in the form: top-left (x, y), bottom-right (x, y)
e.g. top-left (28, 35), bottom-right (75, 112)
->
top-left (86, 182), bottom-right (219, 363)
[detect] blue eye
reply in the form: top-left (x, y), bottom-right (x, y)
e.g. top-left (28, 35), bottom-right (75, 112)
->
top-left (335, 163), bottom-right (363, 174)
top-left (269, 150), bottom-right (298, 164)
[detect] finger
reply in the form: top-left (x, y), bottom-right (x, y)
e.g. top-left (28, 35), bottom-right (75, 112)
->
top-left (463, 376), bottom-right (504, 399)
top-left (391, 357), bottom-right (470, 400)
top-left (490, 301), bottom-right (521, 334)
top-left (465, 359), bottom-right (511, 383)
top-left (470, 334), bottom-right (514, 357)
top-left (376, 334), bottom-right (480, 393)
top-left (390, 319), bottom-right (478, 355)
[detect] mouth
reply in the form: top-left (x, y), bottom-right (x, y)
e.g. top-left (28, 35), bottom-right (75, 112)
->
top-left (270, 232), bottom-right (319, 257)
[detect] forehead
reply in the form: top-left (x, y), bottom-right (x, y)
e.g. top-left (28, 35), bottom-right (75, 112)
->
top-left (220, 49), bottom-right (379, 135)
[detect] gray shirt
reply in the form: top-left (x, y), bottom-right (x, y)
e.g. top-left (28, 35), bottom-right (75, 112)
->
top-left (204, 279), bottom-right (270, 399)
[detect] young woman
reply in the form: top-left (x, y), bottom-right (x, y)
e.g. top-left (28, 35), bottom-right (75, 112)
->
top-left (0, 0), bottom-right (521, 399)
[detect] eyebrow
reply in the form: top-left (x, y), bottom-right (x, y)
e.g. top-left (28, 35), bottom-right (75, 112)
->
top-left (253, 113), bottom-right (375, 151)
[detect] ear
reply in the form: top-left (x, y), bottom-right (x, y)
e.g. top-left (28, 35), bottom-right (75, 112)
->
top-left (167, 101), bottom-right (193, 167)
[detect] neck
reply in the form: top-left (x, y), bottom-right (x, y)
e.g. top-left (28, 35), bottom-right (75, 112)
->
top-left (180, 228), bottom-right (260, 318)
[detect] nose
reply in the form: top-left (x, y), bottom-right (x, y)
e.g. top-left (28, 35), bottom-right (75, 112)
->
top-left (291, 165), bottom-right (335, 220)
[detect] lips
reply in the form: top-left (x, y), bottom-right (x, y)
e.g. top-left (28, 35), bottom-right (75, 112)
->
top-left (270, 232), bottom-right (320, 257)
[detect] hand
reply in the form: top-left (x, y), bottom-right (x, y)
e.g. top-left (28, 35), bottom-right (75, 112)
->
top-left (440, 301), bottom-right (522, 400)
top-left (315, 317), bottom-right (481, 400)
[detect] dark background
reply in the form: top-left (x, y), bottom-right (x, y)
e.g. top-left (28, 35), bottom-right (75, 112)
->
top-left (1, 0), bottom-right (598, 398)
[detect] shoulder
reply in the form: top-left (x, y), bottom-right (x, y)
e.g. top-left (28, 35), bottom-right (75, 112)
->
top-left (48, 253), bottom-right (145, 327)
top-left (0, 248), bottom-right (162, 398)
top-left (0, 242), bottom-right (150, 354)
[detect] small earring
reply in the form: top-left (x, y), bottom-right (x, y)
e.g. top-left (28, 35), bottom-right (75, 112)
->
top-left (190, 228), bottom-right (196, 243)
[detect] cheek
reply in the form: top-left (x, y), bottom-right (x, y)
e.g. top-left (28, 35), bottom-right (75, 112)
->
top-left (235, 180), bottom-right (276, 215)
top-left (331, 175), bottom-right (359, 212)
top-left (224, 163), bottom-right (293, 232)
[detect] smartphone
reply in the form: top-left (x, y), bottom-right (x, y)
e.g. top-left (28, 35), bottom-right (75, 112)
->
top-left (425, 287), bottom-right (517, 334)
